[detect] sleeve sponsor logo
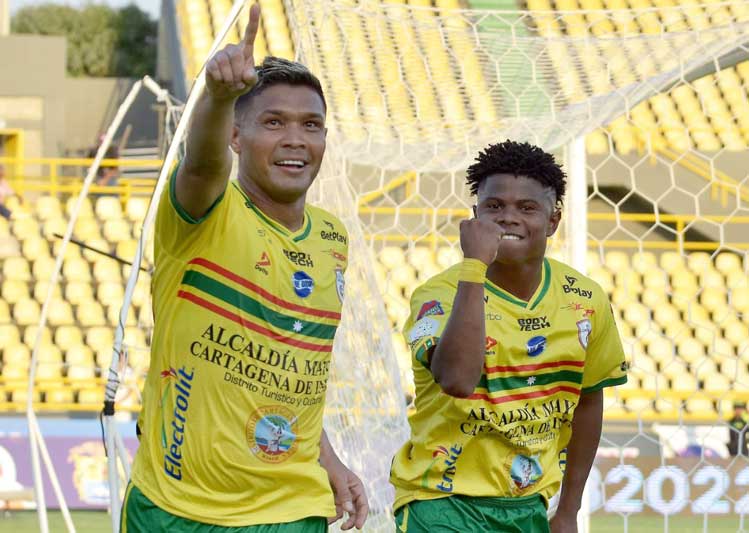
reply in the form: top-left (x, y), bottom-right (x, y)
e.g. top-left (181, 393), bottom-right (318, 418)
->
top-left (518, 316), bottom-right (551, 331)
top-left (416, 300), bottom-right (445, 320)
top-left (577, 319), bottom-right (592, 349)
top-left (563, 275), bottom-right (592, 299)
top-left (526, 335), bottom-right (546, 357)
top-left (335, 268), bottom-right (345, 303)
top-left (408, 317), bottom-right (439, 343)
top-left (320, 229), bottom-right (347, 244)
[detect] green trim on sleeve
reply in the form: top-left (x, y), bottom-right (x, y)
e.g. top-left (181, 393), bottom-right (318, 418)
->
top-left (413, 337), bottom-right (438, 369)
top-left (169, 164), bottom-right (226, 224)
top-left (581, 375), bottom-right (628, 394)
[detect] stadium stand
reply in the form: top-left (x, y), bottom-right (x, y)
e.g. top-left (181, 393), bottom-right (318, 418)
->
top-left (1, 189), bottom-right (747, 421)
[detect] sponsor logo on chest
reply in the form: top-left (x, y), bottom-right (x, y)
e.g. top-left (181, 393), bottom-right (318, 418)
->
top-left (517, 316), bottom-right (551, 331)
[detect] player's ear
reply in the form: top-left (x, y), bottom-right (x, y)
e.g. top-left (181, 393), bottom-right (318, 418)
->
top-left (230, 124), bottom-right (241, 154)
top-left (547, 208), bottom-right (562, 237)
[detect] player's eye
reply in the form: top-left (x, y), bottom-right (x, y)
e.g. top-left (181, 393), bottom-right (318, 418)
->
top-left (266, 119), bottom-right (281, 127)
top-left (305, 121), bottom-right (322, 130)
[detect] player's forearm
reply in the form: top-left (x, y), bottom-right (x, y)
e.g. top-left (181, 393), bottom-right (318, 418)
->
top-left (319, 429), bottom-right (343, 470)
top-left (182, 91), bottom-right (235, 180)
top-left (430, 282), bottom-right (486, 398)
top-left (556, 389), bottom-right (603, 515)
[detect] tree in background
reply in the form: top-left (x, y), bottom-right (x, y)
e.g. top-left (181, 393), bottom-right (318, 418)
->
top-left (11, 3), bottom-right (156, 78)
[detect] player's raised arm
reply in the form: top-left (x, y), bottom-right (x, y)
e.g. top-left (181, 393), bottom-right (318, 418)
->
top-left (430, 216), bottom-right (501, 397)
top-left (175, 3), bottom-right (261, 220)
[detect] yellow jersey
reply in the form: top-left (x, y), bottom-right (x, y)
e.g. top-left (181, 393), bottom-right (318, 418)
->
top-left (390, 258), bottom-right (627, 510)
top-left (131, 172), bottom-right (348, 526)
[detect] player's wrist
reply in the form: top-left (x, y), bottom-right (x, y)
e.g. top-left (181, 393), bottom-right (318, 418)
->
top-left (458, 258), bottom-right (488, 284)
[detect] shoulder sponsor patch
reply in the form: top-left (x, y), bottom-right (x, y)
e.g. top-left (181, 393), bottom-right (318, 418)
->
top-left (577, 319), bottom-right (592, 349)
top-left (416, 300), bottom-right (445, 320)
top-left (408, 317), bottom-right (439, 343)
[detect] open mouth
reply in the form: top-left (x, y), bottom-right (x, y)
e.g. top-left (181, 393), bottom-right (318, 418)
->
top-left (275, 159), bottom-right (307, 170)
top-left (501, 233), bottom-right (523, 241)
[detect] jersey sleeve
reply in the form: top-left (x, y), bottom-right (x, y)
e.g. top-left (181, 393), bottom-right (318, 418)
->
top-left (402, 278), bottom-right (454, 368)
top-left (581, 288), bottom-right (628, 393)
top-left (154, 163), bottom-right (230, 257)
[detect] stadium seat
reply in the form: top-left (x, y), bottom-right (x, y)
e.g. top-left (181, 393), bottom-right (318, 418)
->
top-left (81, 239), bottom-right (110, 263)
top-left (45, 387), bottom-right (74, 404)
top-left (33, 281), bottom-right (62, 303)
top-left (660, 251), bottom-right (685, 273)
top-left (11, 217), bottom-right (40, 241)
top-left (380, 246), bottom-right (406, 269)
top-left (3, 257), bottom-right (32, 281)
top-left (12, 298), bottom-right (41, 326)
top-left (93, 257), bottom-right (123, 283)
top-left (66, 197), bottom-right (93, 218)
top-left (715, 251), bottom-right (742, 274)
top-left (436, 247), bottom-right (462, 269)
top-left (23, 236), bottom-right (51, 260)
top-left (76, 302), bottom-right (107, 327)
top-left (3, 343), bottom-right (31, 368)
top-left (74, 217), bottom-right (102, 241)
top-left (86, 327), bottom-right (114, 351)
top-left (38, 344), bottom-right (63, 363)
top-left (630, 251), bottom-right (657, 272)
top-left (52, 238), bottom-right (82, 261)
top-left (2, 363), bottom-right (28, 381)
top-left (23, 325), bottom-right (52, 347)
top-left (1, 280), bottom-right (29, 304)
top-left (0, 299), bottom-right (9, 323)
top-left (47, 298), bottom-right (74, 326)
top-left (126, 197), bottom-right (149, 222)
top-left (0, 325), bottom-right (21, 349)
top-left (103, 219), bottom-right (132, 243)
top-left (78, 388), bottom-right (102, 405)
top-left (35, 196), bottom-right (63, 221)
top-left (62, 258), bottom-right (92, 282)
top-left (54, 326), bottom-right (84, 351)
top-left (10, 388), bottom-right (40, 405)
top-left (98, 282), bottom-right (125, 307)
top-left (65, 281), bottom-right (94, 306)
top-left (95, 196), bottom-right (124, 221)
top-left (36, 361), bottom-right (62, 380)
top-left (67, 365), bottom-right (96, 380)
top-left (32, 256), bottom-right (57, 280)
top-left (107, 304), bottom-right (136, 326)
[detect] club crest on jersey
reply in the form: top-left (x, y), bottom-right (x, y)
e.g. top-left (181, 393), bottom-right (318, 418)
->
top-left (408, 317), bottom-right (439, 343)
top-left (526, 336), bottom-right (546, 357)
top-left (292, 271), bottom-right (314, 298)
top-left (577, 319), bottom-right (592, 349)
top-left (417, 300), bottom-right (444, 321)
top-left (509, 454), bottom-right (543, 492)
top-left (335, 268), bottom-right (345, 303)
top-left (246, 405), bottom-right (298, 464)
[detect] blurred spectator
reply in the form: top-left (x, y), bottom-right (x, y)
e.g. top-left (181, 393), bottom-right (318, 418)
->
top-left (88, 136), bottom-right (120, 196)
top-left (0, 164), bottom-right (14, 220)
top-left (728, 403), bottom-right (749, 456)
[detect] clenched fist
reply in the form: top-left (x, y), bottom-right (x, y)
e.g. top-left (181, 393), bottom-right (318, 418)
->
top-left (205, 3), bottom-right (261, 100)
top-left (460, 217), bottom-right (502, 266)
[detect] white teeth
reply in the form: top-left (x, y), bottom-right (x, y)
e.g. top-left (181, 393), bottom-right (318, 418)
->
top-left (277, 160), bottom-right (305, 167)
top-left (502, 234), bottom-right (521, 240)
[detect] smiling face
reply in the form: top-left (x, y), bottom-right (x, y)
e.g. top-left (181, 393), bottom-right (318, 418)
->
top-left (231, 83), bottom-right (327, 204)
top-left (474, 173), bottom-right (561, 265)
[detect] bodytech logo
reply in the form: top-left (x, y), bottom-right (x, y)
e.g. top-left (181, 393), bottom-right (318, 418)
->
top-left (283, 249), bottom-right (314, 268)
top-left (562, 275), bottom-right (592, 299)
top-left (518, 316), bottom-right (550, 331)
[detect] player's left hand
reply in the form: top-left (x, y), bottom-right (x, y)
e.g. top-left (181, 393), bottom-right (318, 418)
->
top-left (549, 511), bottom-right (578, 533)
top-left (323, 458), bottom-right (369, 530)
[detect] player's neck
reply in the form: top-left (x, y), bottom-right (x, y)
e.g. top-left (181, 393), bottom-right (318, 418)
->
top-left (239, 180), bottom-right (306, 232)
top-left (486, 260), bottom-right (543, 302)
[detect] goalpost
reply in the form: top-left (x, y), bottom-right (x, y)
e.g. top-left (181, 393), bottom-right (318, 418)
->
top-left (28, 1), bottom-right (749, 532)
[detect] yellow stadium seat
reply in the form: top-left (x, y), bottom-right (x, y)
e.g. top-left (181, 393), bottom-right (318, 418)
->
top-left (653, 304), bottom-right (680, 327)
top-left (78, 388), bottom-right (102, 405)
top-left (10, 388), bottom-right (40, 404)
top-left (703, 372), bottom-right (730, 391)
top-left (116, 240), bottom-right (139, 264)
top-left (646, 336), bottom-right (674, 363)
top-left (76, 302), bottom-right (107, 327)
top-left (103, 219), bottom-right (132, 243)
top-left (585, 250), bottom-right (602, 269)
top-left (94, 349), bottom-right (111, 368)
top-left (687, 251), bottom-right (712, 273)
top-left (691, 356), bottom-right (718, 381)
top-left (630, 251), bottom-right (657, 273)
top-left (47, 298), bottom-right (74, 326)
top-left (660, 251), bottom-right (685, 273)
top-left (81, 239), bottom-right (110, 263)
top-left (93, 258), bottom-right (122, 283)
top-left (132, 279), bottom-right (151, 308)
top-left (97, 282), bottom-right (125, 307)
top-left (0, 325), bottom-right (21, 348)
top-left (95, 196), bottom-right (123, 221)
top-left (685, 397), bottom-right (715, 417)
top-left (0, 299), bottom-right (9, 323)
top-left (66, 197), bottom-right (94, 218)
top-left (107, 304), bottom-right (136, 326)
top-left (731, 286), bottom-right (749, 313)
top-left (45, 387), bottom-right (74, 404)
top-left (436, 247), bottom-right (462, 269)
top-left (13, 298), bottom-right (40, 326)
top-left (699, 269), bottom-right (725, 289)
top-left (51, 238), bottom-right (82, 261)
top-left (11, 217), bottom-right (40, 241)
top-left (35, 196), bottom-right (62, 221)
top-left (86, 327), bottom-right (114, 351)
top-left (715, 252), bottom-right (742, 274)
top-left (391, 264), bottom-right (417, 291)
top-left (36, 361), bottom-right (62, 380)
top-left (63, 258), bottom-right (92, 282)
top-left (725, 320), bottom-right (749, 347)
top-left (1, 280), bottom-right (29, 304)
top-left (68, 365), bottom-right (96, 380)
top-left (604, 250), bottom-right (630, 271)
top-left (32, 256), bottom-right (57, 280)
top-left (2, 363), bottom-right (28, 381)
top-left (65, 344), bottom-right (94, 367)
top-left (407, 246), bottom-right (437, 268)
top-left (74, 217), bottom-right (102, 242)
top-left (124, 327), bottom-right (146, 348)
top-left (138, 305), bottom-right (154, 329)
top-left (3, 343), bottom-right (31, 367)
top-left (65, 281), bottom-right (94, 306)
top-left (23, 236), bottom-right (51, 260)
top-left (54, 326), bottom-right (84, 351)
top-left (380, 246), bottom-right (406, 269)
top-left (23, 325), bottom-right (52, 347)
top-left (33, 281), bottom-right (62, 303)
top-left (676, 337), bottom-right (704, 363)
top-left (700, 287), bottom-right (726, 312)
top-left (4, 257), bottom-right (32, 281)
top-left (37, 344), bottom-right (63, 363)
top-left (126, 197), bottom-right (149, 222)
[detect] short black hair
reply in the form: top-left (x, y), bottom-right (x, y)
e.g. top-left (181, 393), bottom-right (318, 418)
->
top-left (466, 140), bottom-right (566, 208)
top-left (234, 56), bottom-right (327, 121)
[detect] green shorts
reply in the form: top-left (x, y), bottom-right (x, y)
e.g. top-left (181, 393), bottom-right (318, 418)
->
top-left (395, 494), bottom-right (549, 533)
top-left (121, 483), bottom-right (327, 533)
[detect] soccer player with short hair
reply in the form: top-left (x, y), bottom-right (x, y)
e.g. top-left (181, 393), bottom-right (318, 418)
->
top-left (390, 141), bottom-right (627, 532)
top-left (123, 5), bottom-right (367, 532)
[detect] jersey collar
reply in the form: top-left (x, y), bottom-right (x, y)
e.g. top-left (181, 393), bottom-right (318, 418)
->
top-left (232, 182), bottom-right (312, 242)
top-left (483, 258), bottom-right (551, 311)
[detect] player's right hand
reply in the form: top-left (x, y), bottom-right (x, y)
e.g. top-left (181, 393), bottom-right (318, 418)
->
top-left (205, 3), bottom-right (261, 101)
top-left (459, 217), bottom-right (502, 265)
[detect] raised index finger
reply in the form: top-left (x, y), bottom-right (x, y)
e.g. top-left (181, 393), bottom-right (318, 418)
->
top-left (243, 3), bottom-right (261, 58)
